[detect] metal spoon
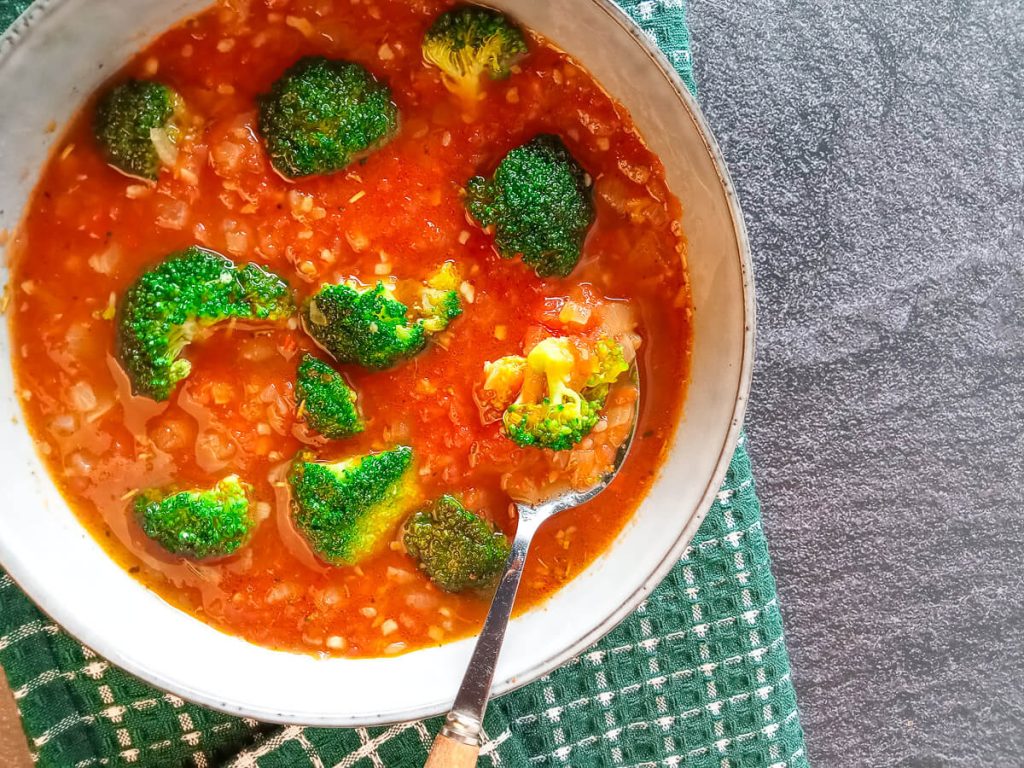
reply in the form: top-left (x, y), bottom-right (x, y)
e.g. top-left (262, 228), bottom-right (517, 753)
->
top-left (425, 375), bottom-right (641, 768)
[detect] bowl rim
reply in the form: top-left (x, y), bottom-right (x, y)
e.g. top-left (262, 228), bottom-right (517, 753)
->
top-left (0, 0), bottom-right (755, 724)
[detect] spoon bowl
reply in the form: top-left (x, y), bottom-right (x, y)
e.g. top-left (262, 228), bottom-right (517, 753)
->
top-left (425, 372), bottom-right (642, 767)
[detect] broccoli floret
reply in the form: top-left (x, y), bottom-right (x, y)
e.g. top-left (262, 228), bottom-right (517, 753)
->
top-left (403, 495), bottom-right (510, 592)
top-left (417, 261), bottom-right (463, 333)
top-left (302, 265), bottom-right (462, 369)
top-left (586, 336), bottom-right (628, 387)
top-left (303, 282), bottom-right (424, 369)
top-left (422, 5), bottom-right (527, 104)
top-left (135, 475), bottom-right (253, 560)
top-left (258, 56), bottom-right (399, 179)
top-left (94, 79), bottom-right (184, 181)
top-left (289, 446), bottom-right (417, 566)
top-left (117, 246), bottom-right (294, 401)
top-left (504, 336), bottom-right (600, 450)
top-left (487, 336), bottom-right (629, 448)
top-left (295, 354), bottom-right (364, 439)
top-left (499, 335), bottom-right (630, 448)
top-left (583, 335), bottom-right (629, 402)
top-left (466, 135), bottom-right (595, 278)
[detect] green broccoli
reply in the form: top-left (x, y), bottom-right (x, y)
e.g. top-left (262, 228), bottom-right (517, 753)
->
top-left (583, 335), bottom-right (629, 402)
top-left (466, 134), bottom-right (595, 278)
top-left (257, 56), bottom-right (399, 179)
top-left (135, 475), bottom-right (253, 560)
top-left (504, 336), bottom-right (599, 450)
top-left (117, 246), bottom-right (294, 401)
top-left (94, 79), bottom-right (184, 180)
top-left (403, 495), bottom-right (510, 592)
top-left (289, 446), bottom-right (418, 566)
top-left (498, 335), bottom-right (630, 449)
top-left (295, 354), bottom-right (364, 439)
top-left (422, 5), bottom-right (527, 104)
top-left (417, 261), bottom-right (463, 333)
top-left (301, 264), bottom-right (463, 369)
top-left (303, 282), bottom-right (424, 369)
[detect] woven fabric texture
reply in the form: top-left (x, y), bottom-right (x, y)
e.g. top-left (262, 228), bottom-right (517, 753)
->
top-left (0, 1), bottom-right (807, 766)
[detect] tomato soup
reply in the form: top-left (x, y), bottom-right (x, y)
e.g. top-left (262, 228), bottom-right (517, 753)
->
top-left (6, 0), bottom-right (691, 657)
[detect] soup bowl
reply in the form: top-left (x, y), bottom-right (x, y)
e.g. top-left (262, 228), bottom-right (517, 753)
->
top-left (0, 0), bottom-right (753, 725)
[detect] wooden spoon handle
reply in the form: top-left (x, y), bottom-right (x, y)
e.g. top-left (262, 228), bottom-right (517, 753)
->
top-left (424, 733), bottom-right (480, 768)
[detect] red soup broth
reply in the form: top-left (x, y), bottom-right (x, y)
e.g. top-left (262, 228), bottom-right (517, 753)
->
top-left (7, 0), bottom-right (691, 657)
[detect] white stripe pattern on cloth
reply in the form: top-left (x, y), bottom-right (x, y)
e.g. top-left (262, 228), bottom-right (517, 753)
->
top-left (0, 620), bottom-right (59, 651)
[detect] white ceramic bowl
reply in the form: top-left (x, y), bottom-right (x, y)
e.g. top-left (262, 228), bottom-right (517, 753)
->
top-left (0, 0), bottom-right (753, 725)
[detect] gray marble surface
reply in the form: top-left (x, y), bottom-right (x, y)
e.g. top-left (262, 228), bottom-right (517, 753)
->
top-left (688, 0), bottom-right (1024, 765)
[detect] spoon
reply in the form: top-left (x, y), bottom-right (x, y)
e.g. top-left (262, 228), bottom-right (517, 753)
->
top-left (425, 375), bottom-right (641, 768)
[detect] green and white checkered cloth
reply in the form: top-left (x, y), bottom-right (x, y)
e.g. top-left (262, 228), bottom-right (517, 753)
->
top-left (0, 1), bottom-right (807, 766)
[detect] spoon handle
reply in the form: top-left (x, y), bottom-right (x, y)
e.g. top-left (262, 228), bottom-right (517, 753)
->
top-left (423, 734), bottom-right (479, 768)
top-left (425, 512), bottom-right (542, 766)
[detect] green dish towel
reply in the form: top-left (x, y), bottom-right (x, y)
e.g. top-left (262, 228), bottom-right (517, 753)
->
top-left (0, 1), bottom-right (807, 765)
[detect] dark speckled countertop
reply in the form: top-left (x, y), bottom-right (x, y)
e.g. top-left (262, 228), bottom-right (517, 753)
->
top-left (688, 0), bottom-right (1024, 764)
